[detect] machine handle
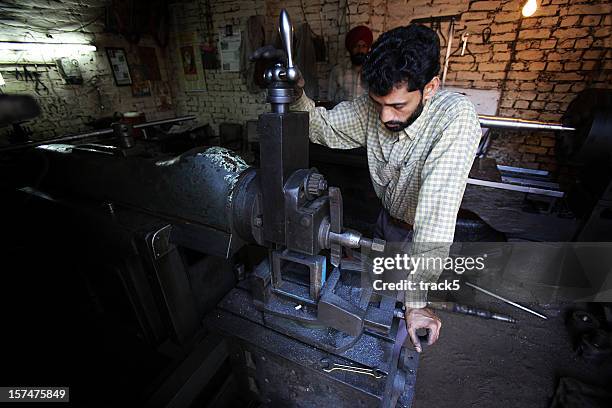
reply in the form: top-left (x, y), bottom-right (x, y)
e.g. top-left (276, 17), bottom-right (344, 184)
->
top-left (278, 9), bottom-right (299, 82)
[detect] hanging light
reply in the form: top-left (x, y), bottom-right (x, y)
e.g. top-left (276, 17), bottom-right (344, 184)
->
top-left (522, 0), bottom-right (538, 17)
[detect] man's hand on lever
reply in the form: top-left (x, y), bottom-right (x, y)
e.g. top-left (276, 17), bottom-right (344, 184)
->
top-left (404, 307), bottom-right (442, 353)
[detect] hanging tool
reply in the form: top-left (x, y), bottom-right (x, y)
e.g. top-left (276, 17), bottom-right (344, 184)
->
top-left (482, 27), bottom-right (492, 44)
top-left (448, 31), bottom-right (476, 71)
top-left (461, 32), bottom-right (469, 56)
top-left (464, 281), bottom-right (548, 320)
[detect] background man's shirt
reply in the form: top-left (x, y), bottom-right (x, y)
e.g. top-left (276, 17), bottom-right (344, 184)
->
top-left (292, 89), bottom-right (482, 307)
top-left (327, 62), bottom-right (367, 103)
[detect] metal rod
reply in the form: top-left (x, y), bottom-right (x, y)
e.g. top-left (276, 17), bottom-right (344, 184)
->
top-left (479, 114), bottom-right (575, 132)
top-left (133, 115), bottom-right (196, 129)
top-left (0, 128), bottom-right (114, 153)
top-left (464, 281), bottom-right (548, 320)
top-left (0, 115), bottom-right (196, 153)
top-left (466, 177), bottom-right (564, 198)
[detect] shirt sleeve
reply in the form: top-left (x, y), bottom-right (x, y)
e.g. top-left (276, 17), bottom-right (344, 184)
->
top-left (404, 99), bottom-right (482, 308)
top-left (291, 91), bottom-right (368, 149)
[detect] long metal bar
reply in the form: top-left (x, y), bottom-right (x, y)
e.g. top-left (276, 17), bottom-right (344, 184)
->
top-left (466, 177), bottom-right (564, 197)
top-left (0, 115), bottom-right (196, 153)
top-left (479, 114), bottom-right (575, 132)
top-left (464, 281), bottom-right (548, 320)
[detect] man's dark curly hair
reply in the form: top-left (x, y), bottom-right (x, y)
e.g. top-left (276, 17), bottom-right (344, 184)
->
top-left (362, 24), bottom-right (440, 96)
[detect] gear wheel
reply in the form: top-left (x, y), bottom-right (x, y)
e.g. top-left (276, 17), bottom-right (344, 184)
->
top-left (305, 172), bottom-right (327, 199)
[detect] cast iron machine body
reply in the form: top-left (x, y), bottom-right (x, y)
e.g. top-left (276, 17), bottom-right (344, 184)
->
top-left (205, 9), bottom-right (418, 408)
top-left (3, 10), bottom-right (416, 407)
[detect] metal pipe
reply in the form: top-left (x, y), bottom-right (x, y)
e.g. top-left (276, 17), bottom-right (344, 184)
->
top-left (0, 115), bottom-right (196, 153)
top-left (479, 114), bottom-right (575, 132)
top-left (466, 177), bottom-right (564, 198)
top-left (464, 281), bottom-right (548, 320)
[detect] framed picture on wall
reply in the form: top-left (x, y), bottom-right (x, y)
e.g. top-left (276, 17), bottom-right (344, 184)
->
top-left (106, 47), bottom-right (132, 86)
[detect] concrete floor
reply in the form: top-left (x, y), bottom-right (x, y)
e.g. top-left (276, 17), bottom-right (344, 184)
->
top-left (311, 153), bottom-right (612, 408)
top-left (413, 186), bottom-right (611, 408)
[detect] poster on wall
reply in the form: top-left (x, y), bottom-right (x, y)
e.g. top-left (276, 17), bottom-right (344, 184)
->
top-left (180, 45), bottom-right (198, 80)
top-left (153, 81), bottom-right (173, 111)
top-left (178, 31), bottom-right (206, 91)
top-left (218, 29), bottom-right (241, 72)
top-left (106, 48), bottom-right (132, 86)
top-left (131, 65), bottom-right (152, 97)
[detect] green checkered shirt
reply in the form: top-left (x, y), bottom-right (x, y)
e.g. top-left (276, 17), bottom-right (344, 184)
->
top-left (292, 89), bottom-right (482, 308)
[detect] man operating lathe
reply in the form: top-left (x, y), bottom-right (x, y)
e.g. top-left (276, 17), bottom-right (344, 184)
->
top-left (291, 24), bottom-right (482, 352)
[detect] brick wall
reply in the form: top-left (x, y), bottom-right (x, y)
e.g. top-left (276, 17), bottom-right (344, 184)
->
top-left (1, 0), bottom-right (610, 177)
top-left (0, 0), bottom-right (175, 142)
top-left (169, 0), bottom-right (611, 177)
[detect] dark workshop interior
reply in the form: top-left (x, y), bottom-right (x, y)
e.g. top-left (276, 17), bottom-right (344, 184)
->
top-left (1, 0), bottom-right (612, 407)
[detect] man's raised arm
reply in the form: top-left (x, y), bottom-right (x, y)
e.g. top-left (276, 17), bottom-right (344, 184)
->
top-left (291, 90), bottom-right (368, 149)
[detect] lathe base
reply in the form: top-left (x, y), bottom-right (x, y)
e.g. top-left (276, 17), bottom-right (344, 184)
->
top-left (205, 283), bottom-right (419, 407)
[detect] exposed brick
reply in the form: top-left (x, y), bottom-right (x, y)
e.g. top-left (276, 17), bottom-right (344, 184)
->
top-left (545, 102), bottom-right (560, 111)
top-left (493, 43), bottom-right (508, 52)
top-left (516, 49), bottom-right (545, 60)
top-left (491, 23), bottom-right (516, 33)
top-left (492, 52), bottom-right (512, 61)
top-left (470, 1), bottom-right (499, 11)
top-left (539, 17), bottom-right (559, 26)
top-left (478, 62), bottom-right (508, 71)
top-left (539, 113), bottom-right (563, 121)
top-left (522, 153), bottom-right (536, 162)
top-left (507, 71), bottom-right (540, 80)
top-left (581, 15), bottom-right (602, 26)
top-left (494, 12), bottom-right (519, 23)
top-left (529, 61), bottom-right (546, 71)
top-left (483, 72), bottom-right (506, 80)
top-left (561, 4), bottom-right (612, 15)
top-left (575, 37), bottom-right (594, 49)
top-left (514, 100), bottom-right (530, 109)
top-left (559, 15), bottom-right (579, 27)
top-left (582, 61), bottom-right (598, 70)
top-left (552, 72), bottom-right (584, 81)
top-left (553, 83), bottom-right (571, 92)
top-left (556, 39), bottom-right (576, 49)
top-left (535, 5), bottom-right (560, 16)
top-left (521, 82), bottom-right (537, 90)
top-left (519, 145), bottom-right (548, 155)
top-left (564, 61), bottom-right (581, 70)
top-left (554, 27), bottom-right (591, 39)
top-left (539, 39), bottom-right (557, 49)
top-left (457, 71), bottom-right (484, 81)
top-left (593, 27), bottom-right (611, 38)
top-left (583, 50), bottom-right (605, 59)
top-left (519, 29), bottom-right (552, 39)
top-left (491, 33), bottom-right (518, 42)
top-left (525, 135), bottom-right (540, 145)
top-left (462, 11), bottom-right (490, 21)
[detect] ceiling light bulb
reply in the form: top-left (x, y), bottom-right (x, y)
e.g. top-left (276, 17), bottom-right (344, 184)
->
top-left (522, 0), bottom-right (538, 17)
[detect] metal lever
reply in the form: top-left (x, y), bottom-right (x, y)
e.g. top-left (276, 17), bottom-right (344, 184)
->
top-left (321, 360), bottom-right (386, 379)
top-left (278, 9), bottom-right (299, 82)
top-left (328, 187), bottom-right (343, 267)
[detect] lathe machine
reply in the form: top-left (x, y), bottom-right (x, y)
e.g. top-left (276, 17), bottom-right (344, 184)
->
top-left (2, 10), bottom-right (416, 408)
